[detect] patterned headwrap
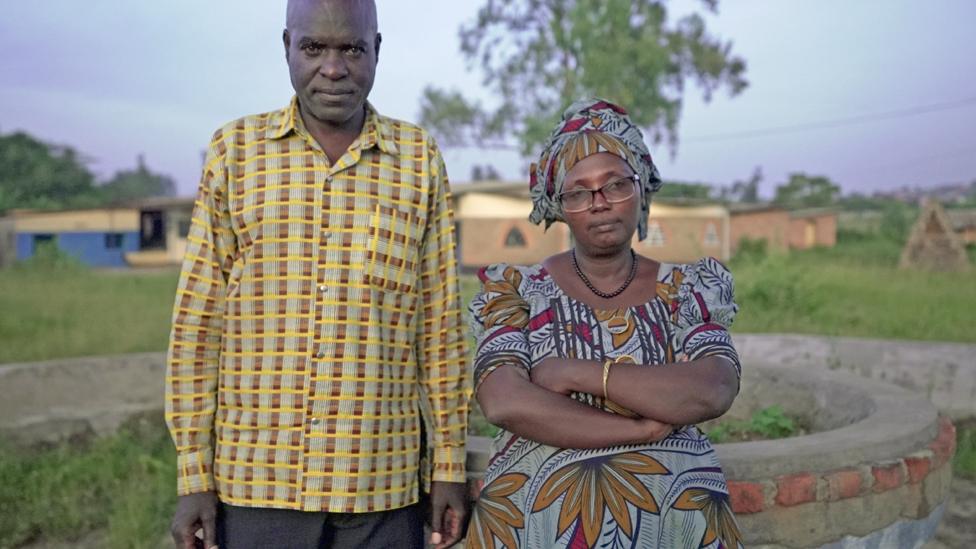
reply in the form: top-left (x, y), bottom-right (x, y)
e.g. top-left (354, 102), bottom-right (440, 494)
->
top-left (529, 98), bottom-right (663, 240)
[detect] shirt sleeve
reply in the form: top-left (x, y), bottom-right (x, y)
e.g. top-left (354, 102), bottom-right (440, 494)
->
top-left (164, 132), bottom-right (236, 496)
top-left (468, 263), bottom-right (532, 393)
top-left (415, 136), bottom-right (471, 485)
top-left (673, 257), bottom-right (741, 381)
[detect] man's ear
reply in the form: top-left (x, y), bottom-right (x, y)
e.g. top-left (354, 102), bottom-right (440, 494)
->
top-left (283, 29), bottom-right (291, 61)
top-left (374, 32), bottom-right (382, 61)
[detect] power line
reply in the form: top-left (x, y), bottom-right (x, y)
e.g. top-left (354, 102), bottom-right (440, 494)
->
top-left (684, 95), bottom-right (976, 143)
top-left (865, 145), bottom-right (976, 174)
top-left (441, 95), bottom-right (976, 151)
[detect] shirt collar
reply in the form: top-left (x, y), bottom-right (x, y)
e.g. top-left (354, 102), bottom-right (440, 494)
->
top-left (267, 96), bottom-right (399, 156)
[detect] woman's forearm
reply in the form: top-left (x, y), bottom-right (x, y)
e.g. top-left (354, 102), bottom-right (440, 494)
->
top-left (557, 356), bottom-right (738, 425)
top-left (477, 366), bottom-right (662, 448)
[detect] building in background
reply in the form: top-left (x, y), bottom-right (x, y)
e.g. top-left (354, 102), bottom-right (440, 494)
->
top-left (639, 199), bottom-right (729, 264)
top-left (789, 208), bottom-right (838, 250)
top-left (2, 197), bottom-right (194, 268)
top-left (6, 206), bottom-right (140, 267)
top-left (2, 186), bottom-right (843, 271)
top-left (454, 182), bottom-right (837, 271)
top-left (453, 182), bottom-right (732, 270)
top-left (122, 197), bottom-right (194, 267)
top-left (729, 204), bottom-right (791, 254)
top-left (730, 204), bottom-right (837, 255)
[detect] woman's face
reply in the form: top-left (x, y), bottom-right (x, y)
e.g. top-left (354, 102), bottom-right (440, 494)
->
top-left (561, 152), bottom-right (640, 256)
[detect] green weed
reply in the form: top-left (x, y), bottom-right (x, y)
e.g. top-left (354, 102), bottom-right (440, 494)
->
top-left (954, 421), bottom-right (976, 480)
top-left (706, 405), bottom-right (800, 443)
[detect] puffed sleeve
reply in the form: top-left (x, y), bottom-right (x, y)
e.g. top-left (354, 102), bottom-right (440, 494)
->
top-left (672, 257), bottom-right (741, 380)
top-left (468, 263), bottom-right (532, 393)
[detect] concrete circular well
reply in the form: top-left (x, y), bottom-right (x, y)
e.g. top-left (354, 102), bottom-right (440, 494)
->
top-left (0, 340), bottom-right (961, 549)
top-left (712, 363), bottom-right (951, 548)
top-left (466, 362), bottom-right (955, 549)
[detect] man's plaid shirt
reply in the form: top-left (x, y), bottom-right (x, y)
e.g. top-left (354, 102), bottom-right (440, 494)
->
top-left (165, 97), bottom-right (470, 513)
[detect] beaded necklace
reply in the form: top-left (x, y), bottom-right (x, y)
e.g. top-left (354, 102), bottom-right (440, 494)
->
top-left (571, 248), bottom-right (637, 299)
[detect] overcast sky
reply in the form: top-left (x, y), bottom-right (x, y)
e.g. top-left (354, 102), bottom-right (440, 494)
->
top-left (2, 1), bottom-right (974, 198)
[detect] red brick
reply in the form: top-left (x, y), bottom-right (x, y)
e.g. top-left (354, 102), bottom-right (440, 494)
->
top-left (825, 469), bottom-right (863, 501)
top-left (728, 480), bottom-right (765, 514)
top-left (929, 416), bottom-right (957, 469)
top-left (871, 462), bottom-right (905, 493)
top-left (904, 454), bottom-right (932, 484)
top-left (775, 473), bottom-right (817, 507)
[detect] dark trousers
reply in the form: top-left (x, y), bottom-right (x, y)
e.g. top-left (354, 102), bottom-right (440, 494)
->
top-left (216, 502), bottom-right (425, 549)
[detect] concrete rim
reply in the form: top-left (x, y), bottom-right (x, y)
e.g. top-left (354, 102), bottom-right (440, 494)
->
top-left (714, 362), bottom-right (939, 479)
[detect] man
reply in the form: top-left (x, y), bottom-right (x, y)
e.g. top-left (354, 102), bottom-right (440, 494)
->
top-left (165, 1), bottom-right (470, 547)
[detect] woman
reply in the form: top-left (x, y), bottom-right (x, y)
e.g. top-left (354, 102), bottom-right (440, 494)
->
top-left (466, 99), bottom-right (744, 549)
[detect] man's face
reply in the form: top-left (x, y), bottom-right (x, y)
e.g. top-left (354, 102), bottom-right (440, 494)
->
top-left (283, 0), bottom-right (379, 131)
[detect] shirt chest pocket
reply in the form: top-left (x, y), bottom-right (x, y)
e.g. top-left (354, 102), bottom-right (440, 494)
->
top-left (363, 203), bottom-right (423, 293)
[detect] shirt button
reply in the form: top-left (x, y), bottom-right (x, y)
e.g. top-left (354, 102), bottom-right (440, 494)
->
top-left (318, 284), bottom-right (328, 293)
top-left (311, 417), bottom-right (321, 426)
top-left (316, 350), bottom-right (326, 359)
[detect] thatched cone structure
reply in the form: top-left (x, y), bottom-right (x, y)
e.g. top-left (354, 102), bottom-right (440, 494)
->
top-left (899, 200), bottom-right (969, 271)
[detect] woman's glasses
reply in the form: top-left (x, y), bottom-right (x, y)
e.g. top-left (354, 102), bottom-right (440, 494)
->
top-left (558, 174), bottom-right (639, 213)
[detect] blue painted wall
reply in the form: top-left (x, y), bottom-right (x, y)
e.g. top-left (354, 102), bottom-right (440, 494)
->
top-left (16, 231), bottom-right (140, 267)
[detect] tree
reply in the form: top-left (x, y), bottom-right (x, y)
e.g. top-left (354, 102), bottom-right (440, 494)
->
top-left (657, 181), bottom-right (714, 200)
top-left (471, 164), bottom-right (503, 181)
top-left (0, 131), bottom-right (100, 212)
top-left (773, 173), bottom-right (840, 209)
top-left (724, 166), bottom-right (761, 203)
top-left (420, 0), bottom-right (747, 156)
top-left (99, 154), bottom-right (177, 203)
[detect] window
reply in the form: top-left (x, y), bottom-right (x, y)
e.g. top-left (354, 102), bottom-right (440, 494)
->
top-left (105, 233), bottom-right (124, 249)
top-left (703, 222), bottom-right (720, 247)
top-left (504, 227), bottom-right (527, 247)
top-left (646, 221), bottom-right (665, 247)
top-left (139, 210), bottom-right (166, 249)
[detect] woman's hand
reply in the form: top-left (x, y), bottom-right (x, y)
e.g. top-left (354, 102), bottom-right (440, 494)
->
top-left (635, 417), bottom-right (673, 443)
top-left (531, 357), bottom-right (589, 394)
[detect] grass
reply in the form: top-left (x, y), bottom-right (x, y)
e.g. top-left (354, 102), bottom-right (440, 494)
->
top-left (0, 255), bottom-right (178, 364)
top-left (1, 234), bottom-right (972, 366)
top-left (729, 236), bottom-right (976, 343)
top-left (1, 233), bottom-right (975, 546)
top-left (0, 418), bottom-right (175, 549)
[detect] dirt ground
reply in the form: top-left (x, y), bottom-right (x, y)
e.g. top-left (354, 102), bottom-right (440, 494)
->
top-left (927, 475), bottom-right (976, 548)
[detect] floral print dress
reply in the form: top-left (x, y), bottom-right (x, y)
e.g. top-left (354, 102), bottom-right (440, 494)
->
top-left (467, 257), bottom-right (744, 549)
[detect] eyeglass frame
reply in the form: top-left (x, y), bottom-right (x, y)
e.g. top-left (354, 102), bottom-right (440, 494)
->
top-left (557, 174), bottom-right (640, 213)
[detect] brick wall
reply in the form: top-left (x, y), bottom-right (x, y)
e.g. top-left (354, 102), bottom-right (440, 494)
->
top-left (730, 210), bottom-right (791, 254)
top-left (635, 216), bottom-right (727, 263)
top-left (458, 218), bottom-right (568, 270)
top-left (789, 213), bottom-right (837, 249)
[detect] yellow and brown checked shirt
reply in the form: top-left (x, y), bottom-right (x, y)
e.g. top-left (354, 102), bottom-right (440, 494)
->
top-left (165, 98), bottom-right (470, 513)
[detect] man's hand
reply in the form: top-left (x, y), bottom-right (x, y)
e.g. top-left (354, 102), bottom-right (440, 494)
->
top-left (170, 491), bottom-right (219, 549)
top-left (427, 481), bottom-right (469, 548)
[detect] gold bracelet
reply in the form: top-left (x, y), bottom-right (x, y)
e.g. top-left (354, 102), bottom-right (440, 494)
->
top-left (602, 358), bottom-right (614, 400)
